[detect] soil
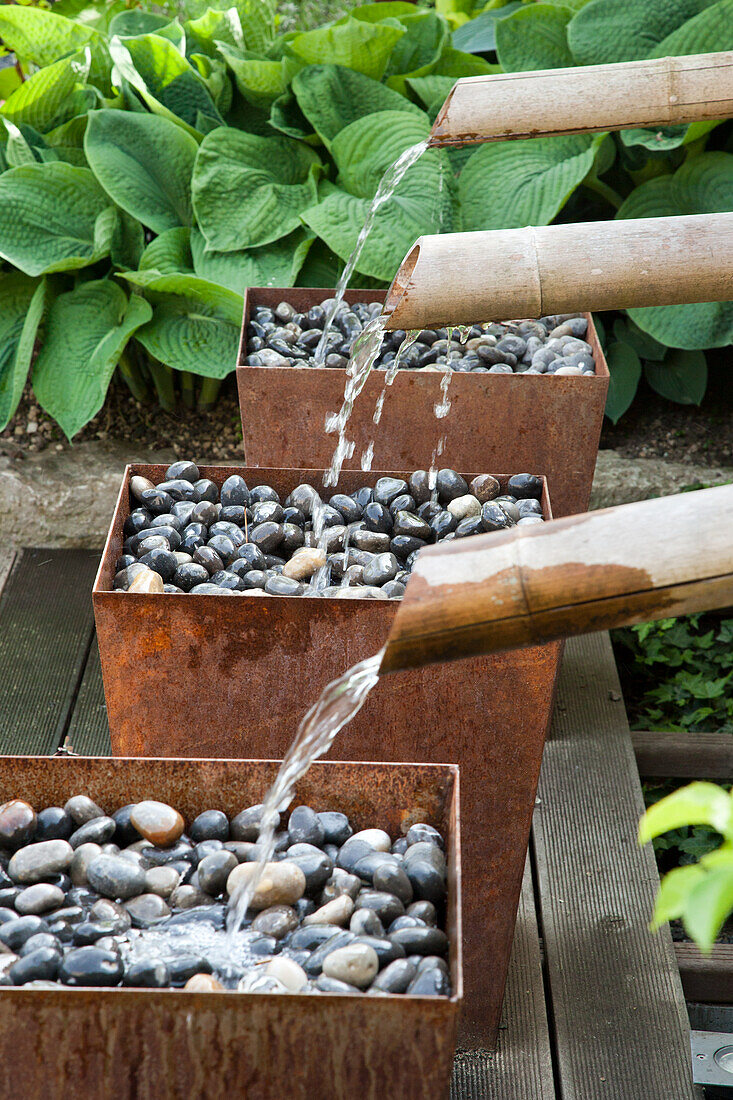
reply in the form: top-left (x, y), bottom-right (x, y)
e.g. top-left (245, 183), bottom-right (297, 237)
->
top-left (2, 352), bottom-right (732, 468)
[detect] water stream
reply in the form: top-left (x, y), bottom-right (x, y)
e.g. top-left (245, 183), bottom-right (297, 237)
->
top-left (323, 315), bottom-right (386, 488)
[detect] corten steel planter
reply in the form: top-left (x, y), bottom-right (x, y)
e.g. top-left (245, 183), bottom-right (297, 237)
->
top-left (94, 463), bottom-right (562, 1048)
top-left (0, 756), bottom-right (460, 1100)
top-left (236, 287), bottom-right (609, 517)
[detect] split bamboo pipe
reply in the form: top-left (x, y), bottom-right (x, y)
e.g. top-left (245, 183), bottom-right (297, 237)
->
top-left (382, 213), bottom-right (733, 330)
top-left (379, 483), bottom-right (733, 675)
top-left (429, 52), bottom-right (733, 146)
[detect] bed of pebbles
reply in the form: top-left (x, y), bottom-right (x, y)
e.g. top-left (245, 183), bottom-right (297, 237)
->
top-left (0, 795), bottom-right (451, 996)
top-left (114, 461), bottom-right (545, 598)
top-left (243, 300), bottom-right (596, 376)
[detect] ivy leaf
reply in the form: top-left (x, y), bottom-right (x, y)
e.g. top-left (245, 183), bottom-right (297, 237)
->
top-left (604, 341), bottom-right (641, 423)
top-left (458, 133), bottom-right (602, 231)
top-left (192, 128), bottom-right (322, 250)
top-left (644, 349), bottom-right (707, 405)
top-left (0, 273), bottom-right (47, 431)
top-left (33, 280), bottom-right (151, 440)
top-left (568, 0), bottom-right (713, 65)
top-left (0, 163), bottom-right (114, 276)
top-left (190, 227), bottom-right (313, 294)
top-left (289, 17), bottom-right (406, 81)
top-left (122, 270), bottom-right (243, 379)
top-left (639, 782), bottom-right (733, 845)
top-left (85, 109), bottom-right (198, 233)
top-left (496, 4), bottom-right (574, 71)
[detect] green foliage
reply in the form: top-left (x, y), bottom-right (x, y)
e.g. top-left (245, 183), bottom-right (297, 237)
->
top-left (0, 0), bottom-right (730, 432)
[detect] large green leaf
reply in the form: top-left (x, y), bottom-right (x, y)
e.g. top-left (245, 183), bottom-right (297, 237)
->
top-left (190, 227), bottom-right (313, 293)
top-left (432, 47), bottom-right (501, 77)
top-left (108, 10), bottom-right (173, 38)
top-left (605, 341), bottom-right (641, 423)
top-left (458, 133), bottom-right (602, 230)
top-left (384, 11), bottom-right (448, 94)
top-left (0, 53), bottom-right (87, 133)
top-left (618, 158), bottom-right (733, 348)
top-left (639, 782), bottom-right (733, 844)
top-left (567, 0), bottom-right (712, 65)
top-left (496, 4), bottom-right (575, 71)
top-left (289, 17), bottom-right (405, 81)
top-left (453, 3), bottom-right (522, 52)
top-left (0, 6), bottom-right (111, 90)
top-left (296, 237), bottom-right (342, 287)
top-left (0, 273), bottom-right (47, 431)
top-left (110, 208), bottom-right (145, 271)
top-left (0, 163), bottom-right (114, 276)
top-left (645, 349), bottom-right (708, 405)
top-left (683, 865), bottom-right (733, 951)
top-left (122, 271), bottom-right (243, 379)
top-left (184, 0), bottom-right (276, 55)
top-left (192, 128), bottom-right (321, 251)
top-left (292, 64), bottom-right (422, 150)
top-left (217, 45), bottom-right (289, 110)
top-left (653, 0), bottom-right (733, 54)
top-left (109, 34), bottom-right (223, 136)
top-left (140, 227), bottom-right (194, 274)
top-left (406, 74), bottom-right (456, 112)
top-left (303, 112), bottom-right (452, 282)
top-left (350, 3), bottom-right (418, 21)
top-left (85, 109), bottom-right (197, 233)
top-left (33, 280), bottom-right (152, 440)
top-left (651, 863), bottom-right (705, 928)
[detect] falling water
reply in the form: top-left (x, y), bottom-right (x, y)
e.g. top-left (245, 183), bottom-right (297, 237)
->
top-left (227, 649), bottom-right (384, 937)
top-left (357, 328), bottom-right (420, 470)
top-left (323, 315), bottom-right (386, 488)
top-left (314, 140), bottom-right (429, 367)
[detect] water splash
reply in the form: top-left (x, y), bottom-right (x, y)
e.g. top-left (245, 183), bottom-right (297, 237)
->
top-left (360, 440), bottom-right (374, 472)
top-left (373, 329), bottom-right (420, 426)
top-left (314, 140), bottom-right (428, 367)
top-left (227, 649), bottom-right (384, 937)
top-left (323, 316), bottom-right (386, 488)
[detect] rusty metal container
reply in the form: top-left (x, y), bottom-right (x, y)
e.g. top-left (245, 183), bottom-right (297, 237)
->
top-left (0, 755), bottom-right (460, 1100)
top-left (236, 287), bottom-right (609, 517)
top-left (93, 463), bottom-right (561, 1048)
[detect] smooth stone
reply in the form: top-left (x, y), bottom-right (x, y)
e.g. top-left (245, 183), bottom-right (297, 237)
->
top-left (337, 838), bottom-right (374, 874)
top-left (362, 502), bottom-right (392, 535)
top-left (351, 829), bottom-right (391, 853)
top-left (60, 946), bottom-right (124, 987)
top-left (350, 529), bottom-right (390, 554)
top-left (382, 580), bottom-right (406, 599)
top-left (469, 474), bottom-right (500, 503)
top-left (372, 864), bottom-right (413, 906)
top-left (282, 843), bottom-right (332, 892)
top-left (15, 884), bottom-right (65, 915)
top-left (406, 823), bottom-right (444, 850)
top-left (250, 522), bottom-right (285, 554)
top-left (123, 960), bottom-right (170, 988)
top-left (407, 966), bottom-right (451, 996)
top-left (224, 841), bottom-right (257, 863)
top-left (0, 801), bottom-right (36, 850)
top-left (350, 908), bottom-right (384, 937)
top-left (18, 932), bottom-right (58, 956)
top-left (481, 501), bottom-right (513, 532)
top-left (446, 494), bottom-right (481, 520)
top-left (354, 934), bottom-right (405, 968)
top-left (8, 840), bottom-right (73, 884)
top-left (124, 894), bottom-right (171, 926)
top-left (87, 853), bottom-right (147, 900)
top-left (227, 861), bottom-right (306, 910)
top-left (334, 586), bottom-right (388, 600)
top-left (355, 891), bottom-right (405, 927)
top-left (251, 904), bottom-right (299, 940)
top-left (35, 808), bottom-right (73, 842)
top-left (352, 851), bottom-right (400, 884)
top-left (320, 869), bottom-right (361, 904)
top-left (264, 957), bottom-right (308, 992)
top-left (264, 575), bottom-right (305, 596)
top-left (169, 885), bottom-right (215, 910)
top-left (130, 801), bottom-right (185, 848)
top-left (373, 477), bottom-right (408, 507)
top-left (0, 915), bottom-right (48, 950)
top-left (362, 552), bottom-right (400, 587)
top-left (128, 567), bottom-right (165, 593)
top-left (184, 973), bottom-right (224, 992)
top-left (317, 813), bottom-right (352, 847)
top-left (303, 931), bottom-right (355, 976)
top-left (238, 972), bottom-right (288, 994)
top-left (198, 851), bottom-right (237, 896)
top-left (188, 811), bottom-right (229, 845)
top-left (407, 900), bottom-right (437, 925)
top-left (9, 945), bottom-right (61, 985)
top-left (230, 805), bottom-right (280, 843)
top-left (90, 899), bottom-right (132, 931)
top-left (64, 796), bottom-right (104, 825)
top-left (454, 515), bottom-right (484, 538)
top-left (288, 806), bottom-right (325, 847)
top-left (303, 895), bottom-right (354, 927)
top-left (322, 943), bottom-right (379, 989)
top-left (72, 920), bottom-right (123, 945)
top-left (315, 974), bottom-right (362, 994)
top-left (130, 475), bottom-right (155, 502)
top-left (371, 957), bottom-right (417, 993)
top-left (436, 469), bottom-right (468, 502)
top-left (391, 511), bottom-right (431, 541)
top-left (507, 472), bottom-right (543, 499)
top-left (70, 843), bottom-right (103, 886)
top-left (69, 817), bottom-right (116, 850)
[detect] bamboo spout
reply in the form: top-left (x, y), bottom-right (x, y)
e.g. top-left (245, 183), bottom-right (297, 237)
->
top-left (379, 484), bottom-right (733, 675)
top-left (382, 213), bottom-right (733, 330)
top-left (429, 52), bottom-right (733, 147)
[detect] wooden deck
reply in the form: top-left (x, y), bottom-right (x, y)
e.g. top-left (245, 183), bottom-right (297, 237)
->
top-left (0, 549), bottom-right (704, 1098)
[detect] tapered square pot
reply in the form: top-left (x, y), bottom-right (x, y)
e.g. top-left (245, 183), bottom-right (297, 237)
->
top-left (236, 287), bottom-right (609, 517)
top-left (94, 463), bottom-right (562, 1047)
top-left (0, 755), bottom-right (460, 1100)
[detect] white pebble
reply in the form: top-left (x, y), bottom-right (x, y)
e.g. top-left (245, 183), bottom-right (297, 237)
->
top-left (350, 829), bottom-right (391, 852)
top-left (303, 895), bottom-right (354, 927)
top-left (447, 495), bottom-right (481, 520)
top-left (554, 366), bottom-right (583, 376)
top-left (264, 957), bottom-right (308, 992)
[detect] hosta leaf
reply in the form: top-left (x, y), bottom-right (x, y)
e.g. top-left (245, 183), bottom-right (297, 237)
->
top-left (567, 0), bottom-right (712, 65)
top-left (0, 53), bottom-right (88, 133)
top-left (0, 121), bottom-right (49, 168)
top-left (0, 6), bottom-right (111, 90)
top-left (108, 10), bottom-right (173, 38)
top-left (109, 34), bottom-right (223, 136)
top-left (432, 47), bottom-right (501, 77)
top-left (672, 150), bottom-right (733, 212)
top-left (186, 8), bottom-right (245, 54)
top-left (140, 227), bottom-right (194, 274)
top-left (604, 341), bottom-right (641, 423)
top-left (618, 317), bottom-right (667, 361)
top-left (184, 0), bottom-right (275, 55)
top-left (122, 271), bottom-right (243, 379)
top-left (290, 17), bottom-right (405, 81)
top-left (33, 280), bottom-right (152, 440)
top-left (303, 113), bottom-right (452, 282)
top-left (620, 121), bottom-right (720, 152)
top-left (406, 75), bottom-right (456, 111)
top-left (453, 2), bottom-right (522, 52)
top-left (110, 208), bottom-right (145, 271)
top-left (217, 46), bottom-right (289, 109)
top-left (652, 0), bottom-right (733, 55)
top-left (85, 109), bottom-right (198, 233)
top-left (192, 128), bottom-right (321, 250)
top-left (644, 349), bottom-right (708, 405)
top-left (190, 227), bottom-right (313, 293)
top-left (295, 238), bottom-right (343, 287)
top-left (639, 782), bottom-right (733, 844)
top-left (0, 163), bottom-right (114, 276)
top-left (384, 11), bottom-right (448, 94)
top-left (629, 301), bottom-right (733, 350)
top-left (0, 273), bottom-right (47, 431)
top-left (683, 866), bottom-right (733, 951)
top-left (496, 4), bottom-right (574, 71)
top-left (350, 3), bottom-right (417, 20)
top-left (190, 54), bottom-right (233, 116)
top-left (292, 64), bottom-right (422, 150)
top-left (458, 133), bottom-right (602, 230)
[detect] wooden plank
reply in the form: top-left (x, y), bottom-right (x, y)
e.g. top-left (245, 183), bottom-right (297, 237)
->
top-left (675, 944), bottom-right (733, 1004)
top-left (65, 636), bottom-right (111, 756)
top-left (452, 856), bottom-right (555, 1100)
top-left (0, 548), bottom-right (99, 755)
top-left (533, 633), bottom-right (699, 1100)
top-left (632, 730), bottom-right (733, 779)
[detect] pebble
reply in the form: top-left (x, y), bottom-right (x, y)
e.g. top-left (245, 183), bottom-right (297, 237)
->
top-left (86, 853), bottom-right (147, 900)
top-left (184, 973), bottom-right (224, 992)
top-left (124, 894), bottom-right (171, 926)
top-left (144, 866), bottom-right (181, 898)
top-left (251, 904), bottom-right (299, 940)
top-left (264, 957), bottom-right (308, 992)
top-left (303, 895), bottom-right (354, 927)
top-left (130, 801), bottom-right (185, 847)
top-left (0, 800), bottom-right (37, 850)
top-left (198, 851), bottom-right (237, 896)
top-left (70, 843), bottom-right (103, 886)
top-left (226, 861), bottom-right (306, 910)
top-left (59, 946), bottom-right (124, 987)
top-left (15, 884), bottom-right (65, 915)
top-left (8, 839), bottom-right (73, 884)
top-left (321, 943), bottom-right (379, 989)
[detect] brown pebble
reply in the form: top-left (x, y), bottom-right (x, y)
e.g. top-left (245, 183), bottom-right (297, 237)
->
top-left (184, 974), bottom-right (224, 992)
top-left (469, 474), bottom-right (500, 503)
top-left (130, 801), bottom-right (184, 847)
top-left (0, 800), bottom-right (36, 850)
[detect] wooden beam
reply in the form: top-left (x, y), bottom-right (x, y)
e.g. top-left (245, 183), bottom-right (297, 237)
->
top-left (676, 943), bottom-right (733, 1004)
top-left (632, 731), bottom-right (733, 779)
